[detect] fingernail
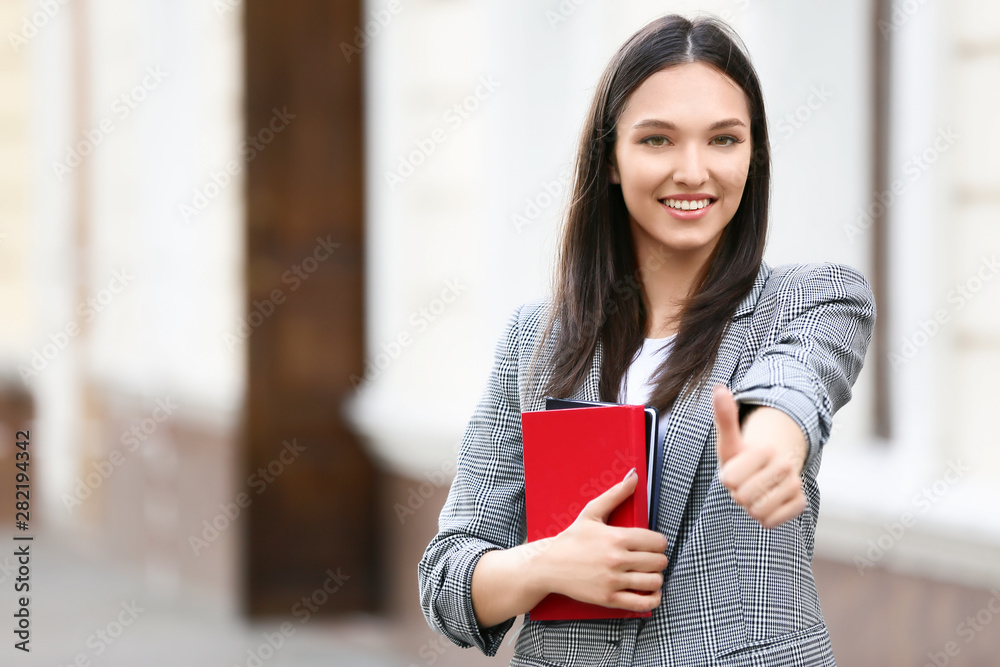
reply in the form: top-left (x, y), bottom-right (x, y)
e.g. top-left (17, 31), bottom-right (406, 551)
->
top-left (622, 467), bottom-right (636, 483)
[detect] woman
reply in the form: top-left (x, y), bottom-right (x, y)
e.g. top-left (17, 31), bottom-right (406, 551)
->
top-left (418, 13), bottom-right (875, 667)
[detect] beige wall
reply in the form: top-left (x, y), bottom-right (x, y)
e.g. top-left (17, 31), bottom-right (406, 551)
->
top-left (950, 0), bottom-right (1000, 481)
top-left (0, 0), bottom-right (33, 363)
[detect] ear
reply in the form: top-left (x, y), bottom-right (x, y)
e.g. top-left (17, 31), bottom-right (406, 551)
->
top-left (608, 158), bottom-right (620, 185)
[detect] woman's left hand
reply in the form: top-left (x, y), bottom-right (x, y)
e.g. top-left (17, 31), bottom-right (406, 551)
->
top-left (712, 385), bottom-right (809, 529)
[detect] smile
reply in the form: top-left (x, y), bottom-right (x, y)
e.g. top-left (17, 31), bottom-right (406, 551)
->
top-left (659, 197), bottom-right (716, 220)
top-left (661, 198), bottom-right (713, 211)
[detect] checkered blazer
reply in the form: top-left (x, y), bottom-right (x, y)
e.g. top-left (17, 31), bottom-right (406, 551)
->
top-left (418, 261), bottom-right (876, 666)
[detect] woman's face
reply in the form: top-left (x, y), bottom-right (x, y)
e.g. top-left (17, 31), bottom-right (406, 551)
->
top-left (611, 62), bottom-right (753, 263)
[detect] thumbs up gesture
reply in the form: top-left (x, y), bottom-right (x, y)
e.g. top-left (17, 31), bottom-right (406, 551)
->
top-left (712, 385), bottom-right (809, 529)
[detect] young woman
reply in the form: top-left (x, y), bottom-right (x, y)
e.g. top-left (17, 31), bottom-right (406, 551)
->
top-left (418, 13), bottom-right (875, 667)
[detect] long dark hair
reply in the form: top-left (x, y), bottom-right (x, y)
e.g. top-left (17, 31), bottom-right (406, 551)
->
top-left (530, 13), bottom-right (770, 414)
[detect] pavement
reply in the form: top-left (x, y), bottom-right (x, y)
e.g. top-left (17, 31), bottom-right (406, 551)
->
top-left (0, 528), bottom-right (411, 667)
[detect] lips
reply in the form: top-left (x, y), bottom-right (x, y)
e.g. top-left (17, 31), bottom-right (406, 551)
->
top-left (660, 197), bottom-right (715, 211)
top-left (658, 196), bottom-right (716, 220)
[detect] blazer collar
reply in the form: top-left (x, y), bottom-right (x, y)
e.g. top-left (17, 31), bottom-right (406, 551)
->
top-left (733, 259), bottom-right (771, 319)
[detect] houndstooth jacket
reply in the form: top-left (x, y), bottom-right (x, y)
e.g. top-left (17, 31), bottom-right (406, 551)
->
top-left (418, 261), bottom-right (876, 666)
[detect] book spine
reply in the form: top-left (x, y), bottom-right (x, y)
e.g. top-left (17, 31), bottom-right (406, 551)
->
top-left (633, 407), bottom-right (647, 529)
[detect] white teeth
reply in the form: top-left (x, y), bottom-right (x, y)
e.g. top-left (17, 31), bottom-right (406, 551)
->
top-left (663, 198), bottom-right (712, 210)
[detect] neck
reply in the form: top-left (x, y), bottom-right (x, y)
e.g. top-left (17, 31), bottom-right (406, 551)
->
top-left (634, 239), bottom-right (717, 339)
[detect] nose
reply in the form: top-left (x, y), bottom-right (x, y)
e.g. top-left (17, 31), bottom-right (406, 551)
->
top-left (672, 143), bottom-right (709, 187)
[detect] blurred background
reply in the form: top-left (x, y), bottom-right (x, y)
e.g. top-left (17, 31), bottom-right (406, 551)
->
top-left (0, 0), bottom-right (998, 665)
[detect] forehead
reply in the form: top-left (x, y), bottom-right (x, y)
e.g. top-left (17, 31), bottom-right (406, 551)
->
top-left (618, 62), bottom-right (750, 127)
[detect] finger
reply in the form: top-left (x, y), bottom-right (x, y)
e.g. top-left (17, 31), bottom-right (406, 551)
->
top-left (760, 493), bottom-right (808, 529)
top-left (621, 550), bottom-right (670, 575)
top-left (718, 445), bottom-right (769, 492)
top-left (609, 526), bottom-right (669, 554)
top-left (713, 385), bottom-right (743, 467)
top-left (606, 588), bottom-right (662, 612)
top-left (597, 534), bottom-right (669, 572)
top-left (731, 457), bottom-right (788, 506)
top-left (615, 570), bottom-right (664, 594)
top-left (745, 477), bottom-right (803, 520)
top-left (580, 467), bottom-right (638, 522)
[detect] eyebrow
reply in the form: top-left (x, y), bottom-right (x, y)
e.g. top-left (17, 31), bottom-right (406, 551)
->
top-left (631, 118), bottom-right (747, 131)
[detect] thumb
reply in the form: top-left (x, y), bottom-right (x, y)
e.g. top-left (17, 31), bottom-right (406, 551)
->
top-left (713, 384), bottom-right (743, 467)
top-left (580, 467), bottom-right (638, 523)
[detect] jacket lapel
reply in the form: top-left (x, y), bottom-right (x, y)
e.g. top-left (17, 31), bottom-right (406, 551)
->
top-left (579, 262), bottom-right (771, 549)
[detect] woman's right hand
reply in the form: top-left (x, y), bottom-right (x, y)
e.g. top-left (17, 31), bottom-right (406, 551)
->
top-left (536, 468), bottom-right (669, 612)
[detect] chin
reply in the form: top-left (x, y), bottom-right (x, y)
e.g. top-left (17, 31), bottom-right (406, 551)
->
top-left (656, 235), bottom-right (720, 255)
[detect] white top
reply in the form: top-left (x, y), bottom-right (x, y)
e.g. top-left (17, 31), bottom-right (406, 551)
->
top-left (619, 334), bottom-right (677, 504)
top-left (619, 335), bottom-right (678, 408)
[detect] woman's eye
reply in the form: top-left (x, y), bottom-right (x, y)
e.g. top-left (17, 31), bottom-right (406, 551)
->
top-left (642, 136), bottom-right (669, 147)
top-left (712, 135), bottom-right (741, 146)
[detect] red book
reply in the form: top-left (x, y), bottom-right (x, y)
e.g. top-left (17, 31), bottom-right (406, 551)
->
top-left (520, 404), bottom-right (652, 620)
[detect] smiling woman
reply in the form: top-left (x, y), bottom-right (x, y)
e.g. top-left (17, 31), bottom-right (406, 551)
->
top-left (418, 13), bottom-right (876, 667)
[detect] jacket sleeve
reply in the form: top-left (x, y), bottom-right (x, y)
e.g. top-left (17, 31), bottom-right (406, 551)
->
top-left (731, 262), bottom-right (877, 477)
top-left (417, 304), bottom-right (528, 656)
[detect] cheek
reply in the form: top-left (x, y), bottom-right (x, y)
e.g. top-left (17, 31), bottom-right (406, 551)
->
top-left (719, 162), bottom-right (751, 198)
top-left (619, 156), bottom-right (662, 194)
